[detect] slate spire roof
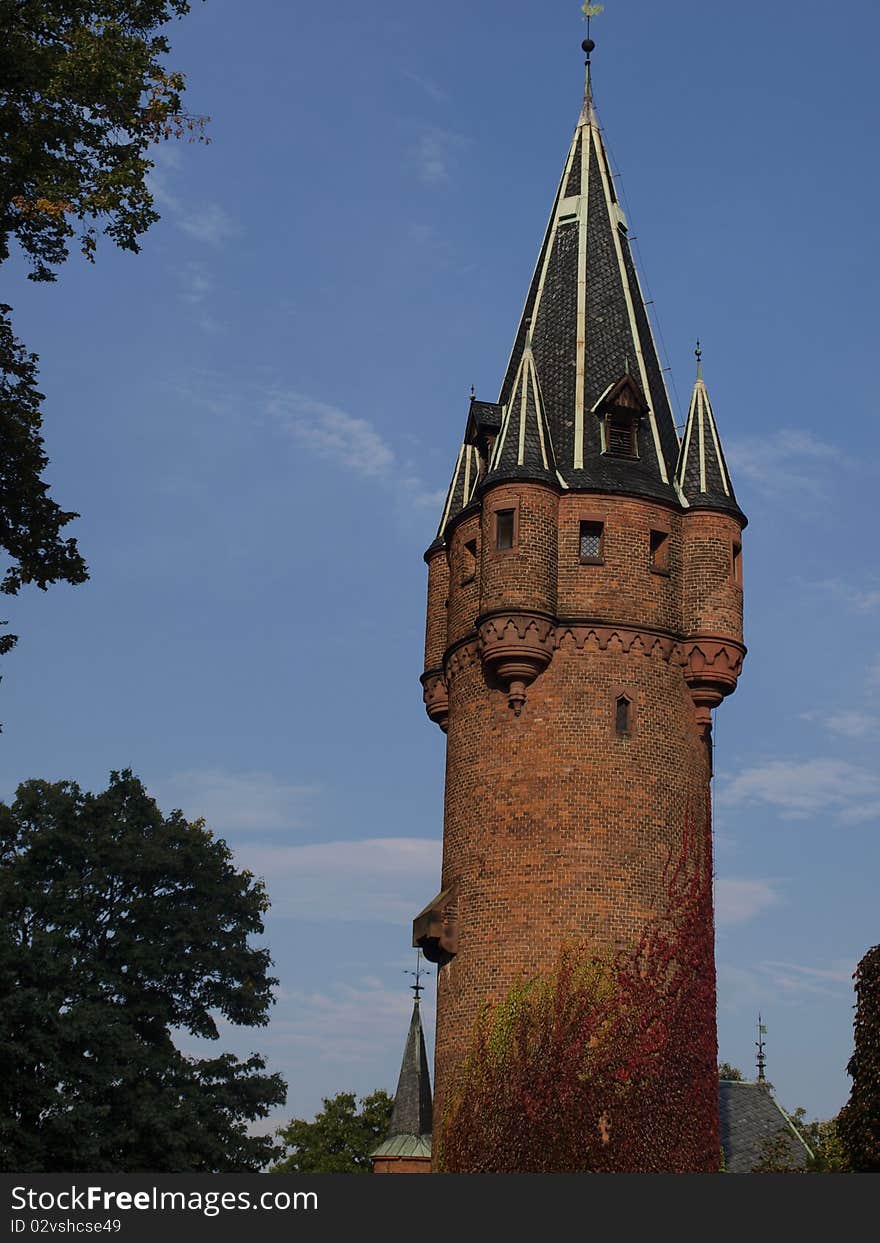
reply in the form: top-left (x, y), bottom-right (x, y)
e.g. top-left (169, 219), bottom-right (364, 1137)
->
top-left (431, 44), bottom-right (745, 545)
top-left (491, 49), bottom-right (681, 501)
top-left (487, 333), bottom-right (558, 484)
top-left (435, 440), bottom-right (480, 541)
top-left (372, 997), bottom-right (433, 1161)
top-left (676, 348), bottom-right (743, 519)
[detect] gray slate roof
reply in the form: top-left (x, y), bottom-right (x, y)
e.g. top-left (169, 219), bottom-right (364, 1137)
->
top-left (491, 82), bottom-right (681, 502)
top-left (676, 367), bottom-right (744, 520)
top-left (372, 999), bottom-right (433, 1160)
top-left (719, 1081), bottom-right (813, 1173)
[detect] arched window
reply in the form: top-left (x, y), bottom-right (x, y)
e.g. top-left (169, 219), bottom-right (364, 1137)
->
top-left (615, 695), bottom-right (632, 736)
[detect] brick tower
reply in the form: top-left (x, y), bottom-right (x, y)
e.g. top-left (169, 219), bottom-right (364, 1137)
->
top-left (413, 41), bottom-right (746, 1170)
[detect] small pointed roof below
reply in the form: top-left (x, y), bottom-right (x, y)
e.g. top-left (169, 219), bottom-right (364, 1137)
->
top-left (676, 363), bottom-right (744, 521)
top-left (384, 999), bottom-right (433, 1141)
top-left (719, 1081), bottom-right (812, 1173)
top-left (434, 441), bottom-right (480, 544)
top-left (487, 346), bottom-right (558, 485)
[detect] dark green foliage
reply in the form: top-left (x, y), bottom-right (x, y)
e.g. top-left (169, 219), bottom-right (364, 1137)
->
top-left (839, 945), bottom-right (880, 1171)
top-left (0, 307), bottom-right (88, 618)
top-left (0, 3), bottom-right (207, 682)
top-left (718, 1063), bottom-right (744, 1081)
top-left (0, 1), bottom-right (205, 280)
top-left (787, 1108), bottom-right (849, 1173)
top-left (0, 770), bottom-right (286, 1172)
top-left (272, 1092), bottom-right (394, 1174)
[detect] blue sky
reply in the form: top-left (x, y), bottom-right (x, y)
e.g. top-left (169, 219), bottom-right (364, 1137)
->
top-left (2, 0), bottom-right (879, 1129)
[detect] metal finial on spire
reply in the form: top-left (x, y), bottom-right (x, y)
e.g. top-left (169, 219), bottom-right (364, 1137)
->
top-left (405, 949), bottom-right (427, 1002)
top-left (695, 338), bottom-right (703, 381)
top-left (469, 384), bottom-right (475, 402)
top-left (581, 4), bottom-right (603, 112)
top-left (755, 1013), bottom-right (767, 1083)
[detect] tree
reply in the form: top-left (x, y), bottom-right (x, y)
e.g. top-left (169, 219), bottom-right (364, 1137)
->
top-left (839, 944), bottom-right (880, 1171)
top-left (0, 3), bottom-right (208, 673)
top-left (718, 1063), bottom-right (744, 1081)
top-left (0, 308), bottom-right (88, 643)
top-left (787, 1108), bottom-right (849, 1173)
top-left (0, 770), bottom-right (285, 1172)
top-left (272, 1092), bottom-right (394, 1174)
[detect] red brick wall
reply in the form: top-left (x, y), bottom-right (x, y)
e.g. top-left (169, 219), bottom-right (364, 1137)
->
top-left (372, 1155), bottom-right (432, 1174)
top-left (425, 484), bottom-right (742, 1163)
top-left (424, 547), bottom-right (449, 673)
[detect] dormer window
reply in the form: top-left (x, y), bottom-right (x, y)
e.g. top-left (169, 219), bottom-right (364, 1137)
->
top-left (592, 374), bottom-right (649, 461)
top-left (605, 414), bottom-right (637, 458)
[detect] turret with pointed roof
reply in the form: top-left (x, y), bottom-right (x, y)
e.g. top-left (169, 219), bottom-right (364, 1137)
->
top-left (415, 35), bottom-right (748, 1172)
top-left (371, 989), bottom-right (433, 1174)
top-left (677, 345), bottom-right (744, 520)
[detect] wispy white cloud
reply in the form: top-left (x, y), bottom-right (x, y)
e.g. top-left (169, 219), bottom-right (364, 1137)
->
top-left (147, 165), bottom-right (240, 247)
top-left (233, 836), bottom-right (441, 923)
top-left (269, 978), bottom-right (435, 1068)
top-left (715, 877), bottom-right (782, 925)
top-left (154, 769), bottom-right (317, 836)
top-left (402, 69), bottom-right (449, 103)
top-left (718, 958), bottom-right (855, 1011)
top-left (720, 758), bottom-right (880, 824)
top-left (178, 261), bottom-right (213, 305)
top-left (802, 577), bottom-right (880, 614)
top-left (825, 710), bottom-right (879, 739)
top-left (726, 429), bottom-right (844, 500)
top-left (177, 202), bottom-right (239, 247)
top-left (268, 392), bottom-right (394, 477)
top-left (412, 127), bottom-right (467, 185)
top-left (266, 389), bottom-right (446, 508)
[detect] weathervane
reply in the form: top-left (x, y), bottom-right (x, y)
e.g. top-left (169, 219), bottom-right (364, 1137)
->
top-left (581, 3), bottom-right (605, 52)
top-left (755, 1013), bottom-right (767, 1083)
top-left (405, 949), bottom-right (427, 1002)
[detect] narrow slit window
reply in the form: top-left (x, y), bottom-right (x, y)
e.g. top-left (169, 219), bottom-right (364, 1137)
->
top-left (615, 695), bottom-right (631, 736)
top-left (462, 538), bottom-right (477, 583)
top-left (732, 540), bottom-right (742, 586)
top-left (495, 509), bottom-right (515, 551)
top-left (650, 529), bottom-right (670, 573)
top-left (579, 521), bottom-right (604, 564)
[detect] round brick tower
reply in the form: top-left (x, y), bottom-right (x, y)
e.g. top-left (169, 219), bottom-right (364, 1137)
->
top-left (413, 47), bottom-right (746, 1170)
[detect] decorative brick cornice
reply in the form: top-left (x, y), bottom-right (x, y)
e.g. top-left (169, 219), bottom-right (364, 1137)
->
top-left (423, 619), bottom-right (746, 726)
top-left (681, 635), bottom-right (747, 733)
top-left (477, 611), bottom-right (555, 716)
top-left (420, 668), bottom-right (449, 734)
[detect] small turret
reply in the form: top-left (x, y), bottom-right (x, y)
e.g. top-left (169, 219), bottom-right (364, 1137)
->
top-left (371, 961), bottom-right (433, 1174)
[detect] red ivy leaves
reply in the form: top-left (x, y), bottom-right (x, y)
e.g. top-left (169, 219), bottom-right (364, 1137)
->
top-left (437, 803), bottom-right (720, 1173)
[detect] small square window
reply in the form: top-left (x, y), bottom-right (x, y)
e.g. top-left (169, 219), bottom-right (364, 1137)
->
top-left (579, 521), bottom-right (604, 564)
top-left (495, 509), bottom-right (515, 551)
top-left (650, 529), bottom-right (670, 574)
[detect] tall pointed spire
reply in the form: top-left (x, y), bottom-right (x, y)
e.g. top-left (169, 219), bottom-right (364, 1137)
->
top-left (371, 964), bottom-right (433, 1170)
top-left (494, 36), bottom-right (681, 502)
top-left (676, 344), bottom-right (743, 518)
